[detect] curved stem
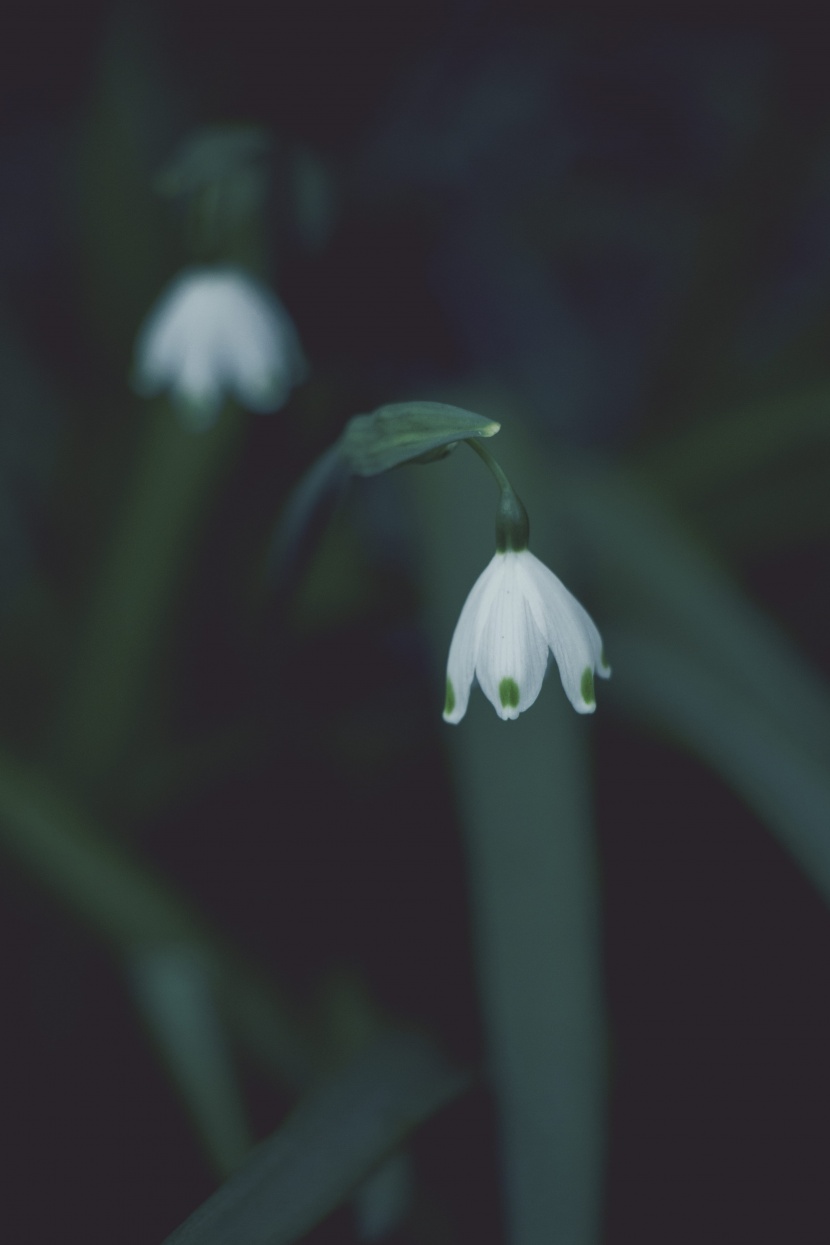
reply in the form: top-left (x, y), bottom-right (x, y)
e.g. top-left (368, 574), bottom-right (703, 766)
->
top-left (465, 437), bottom-right (530, 553)
top-left (464, 436), bottom-right (515, 494)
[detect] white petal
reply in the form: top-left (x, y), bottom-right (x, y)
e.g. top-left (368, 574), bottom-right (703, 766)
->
top-left (229, 299), bottom-right (304, 412)
top-left (474, 553), bottom-right (549, 721)
top-left (214, 270), bottom-right (305, 412)
top-left (518, 551), bottom-right (606, 714)
top-left (443, 554), bottom-right (503, 723)
top-left (134, 294), bottom-right (188, 394)
top-left (132, 266), bottom-right (304, 422)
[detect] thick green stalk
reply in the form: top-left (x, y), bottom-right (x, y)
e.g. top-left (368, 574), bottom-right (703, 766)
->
top-left (53, 399), bottom-right (242, 791)
top-left (410, 443), bottom-right (606, 1245)
top-left (456, 693), bottom-right (605, 1245)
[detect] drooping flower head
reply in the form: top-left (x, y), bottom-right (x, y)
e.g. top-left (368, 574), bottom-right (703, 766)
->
top-left (444, 446), bottom-right (609, 722)
top-left (444, 547), bottom-right (610, 722)
top-left (133, 265), bottom-right (306, 430)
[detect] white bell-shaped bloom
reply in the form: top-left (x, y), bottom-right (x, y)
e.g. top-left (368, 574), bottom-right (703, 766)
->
top-left (443, 548), bottom-right (610, 723)
top-left (133, 265), bottom-right (305, 429)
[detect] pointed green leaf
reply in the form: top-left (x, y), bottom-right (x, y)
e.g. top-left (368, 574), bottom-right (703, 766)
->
top-left (0, 748), bottom-right (314, 1091)
top-left (340, 401), bottom-right (500, 477)
top-left (133, 946), bottom-right (251, 1176)
top-left (608, 630), bottom-right (830, 903)
top-left (546, 454), bottom-right (830, 773)
top-left (162, 1032), bottom-right (470, 1245)
top-left (633, 383), bottom-right (830, 503)
top-left (265, 443), bottom-right (351, 597)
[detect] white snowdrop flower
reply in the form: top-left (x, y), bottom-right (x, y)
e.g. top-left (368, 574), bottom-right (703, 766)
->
top-left (133, 265), bottom-right (306, 430)
top-left (443, 548), bottom-right (610, 723)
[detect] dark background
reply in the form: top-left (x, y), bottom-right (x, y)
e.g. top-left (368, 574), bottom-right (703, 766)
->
top-left (2, 4), bottom-right (830, 1242)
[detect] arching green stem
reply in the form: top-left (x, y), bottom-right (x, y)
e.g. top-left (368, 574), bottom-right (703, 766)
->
top-left (465, 437), bottom-right (530, 552)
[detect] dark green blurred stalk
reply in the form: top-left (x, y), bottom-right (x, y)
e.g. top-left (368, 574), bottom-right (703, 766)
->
top-left (53, 399), bottom-right (243, 792)
top-left (410, 443), bottom-right (606, 1245)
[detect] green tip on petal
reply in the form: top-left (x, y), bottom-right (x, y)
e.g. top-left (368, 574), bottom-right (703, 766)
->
top-left (600, 647), bottom-right (610, 672)
top-left (444, 678), bottom-right (456, 716)
top-left (499, 677), bottom-right (520, 710)
top-left (581, 667), bottom-right (595, 706)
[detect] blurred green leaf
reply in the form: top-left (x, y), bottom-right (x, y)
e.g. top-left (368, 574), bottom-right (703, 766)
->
top-left (162, 1032), bottom-right (470, 1245)
top-left (353, 1151), bottom-right (413, 1242)
top-left (548, 456), bottom-right (830, 774)
top-left (632, 382), bottom-right (830, 502)
top-left (156, 126), bottom-right (272, 198)
top-left (0, 746), bottom-right (315, 1091)
top-left (607, 629), bottom-right (830, 901)
top-left (132, 945), bottom-right (252, 1175)
top-left (0, 730), bottom-right (469, 1245)
top-left (265, 443), bottom-right (351, 602)
top-left (514, 430), bottom-right (830, 905)
top-left (693, 467), bottom-right (830, 554)
top-left (155, 126), bottom-right (273, 259)
top-left (340, 401), bottom-right (500, 477)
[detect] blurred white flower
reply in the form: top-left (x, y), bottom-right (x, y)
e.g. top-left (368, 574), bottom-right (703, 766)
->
top-left (443, 548), bottom-right (610, 723)
top-left (133, 266), bottom-right (305, 429)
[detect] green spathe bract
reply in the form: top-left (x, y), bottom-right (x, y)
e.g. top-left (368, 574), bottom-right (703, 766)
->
top-left (340, 401), bottom-right (500, 477)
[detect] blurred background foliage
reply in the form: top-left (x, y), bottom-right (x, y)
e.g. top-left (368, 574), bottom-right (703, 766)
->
top-left (1, 3), bottom-right (830, 1243)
